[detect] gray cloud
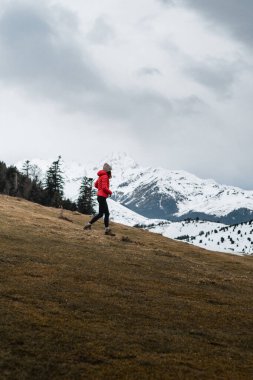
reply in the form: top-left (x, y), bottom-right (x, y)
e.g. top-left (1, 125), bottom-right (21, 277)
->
top-left (137, 67), bottom-right (162, 77)
top-left (158, 0), bottom-right (176, 5)
top-left (172, 95), bottom-right (206, 115)
top-left (162, 38), bottom-right (249, 97)
top-left (179, 0), bottom-right (253, 48)
top-left (87, 17), bottom-right (115, 44)
top-left (185, 59), bottom-right (245, 96)
top-left (0, 1), bottom-right (204, 130)
top-left (0, 3), bottom-right (104, 97)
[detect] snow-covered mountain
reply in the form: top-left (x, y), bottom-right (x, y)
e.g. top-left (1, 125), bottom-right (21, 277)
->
top-left (89, 152), bottom-right (253, 224)
top-left (106, 153), bottom-right (253, 224)
top-left (16, 153), bottom-right (253, 225)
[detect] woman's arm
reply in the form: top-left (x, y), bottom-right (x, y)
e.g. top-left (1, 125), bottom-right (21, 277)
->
top-left (101, 176), bottom-right (112, 195)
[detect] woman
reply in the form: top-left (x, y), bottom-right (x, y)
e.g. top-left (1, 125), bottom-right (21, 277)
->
top-left (84, 163), bottom-right (115, 236)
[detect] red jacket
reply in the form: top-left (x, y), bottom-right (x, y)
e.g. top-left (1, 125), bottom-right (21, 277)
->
top-left (94, 170), bottom-right (112, 198)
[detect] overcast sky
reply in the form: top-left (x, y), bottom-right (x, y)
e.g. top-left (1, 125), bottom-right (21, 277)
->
top-left (0, 0), bottom-right (252, 189)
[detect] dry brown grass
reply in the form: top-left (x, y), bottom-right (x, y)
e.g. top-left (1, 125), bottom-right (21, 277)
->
top-left (0, 195), bottom-right (253, 379)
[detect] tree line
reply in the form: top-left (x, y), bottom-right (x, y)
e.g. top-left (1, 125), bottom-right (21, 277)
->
top-left (0, 156), bottom-right (96, 215)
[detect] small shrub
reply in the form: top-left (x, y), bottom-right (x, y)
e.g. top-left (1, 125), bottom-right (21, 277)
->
top-left (121, 236), bottom-right (133, 243)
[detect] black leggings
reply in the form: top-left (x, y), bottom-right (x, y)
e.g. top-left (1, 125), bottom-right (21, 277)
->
top-left (90, 196), bottom-right (110, 228)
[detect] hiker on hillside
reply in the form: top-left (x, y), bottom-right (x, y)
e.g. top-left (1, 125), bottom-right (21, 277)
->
top-left (83, 163), bottom-right (115, 236)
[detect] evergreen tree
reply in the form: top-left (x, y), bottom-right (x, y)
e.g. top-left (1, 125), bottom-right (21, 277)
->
top-left (29, 179), bottom-right (47, 204)
top-left (18, 172), bottom-right (32, 199)
top-left (77, 177), bottom-right (96, 215)
top-left (5, 166), bottom-right (18, 196)
top-left (62, 198), bottom-right (77, 211)
top-left (19, 160), bottom-right (33, 199)
top-left (22, 160), bottom-right (32, 178)
top-left (45, 156), bottom-right (65, 207)
top-left (0, 161), bottom-right (7, 193)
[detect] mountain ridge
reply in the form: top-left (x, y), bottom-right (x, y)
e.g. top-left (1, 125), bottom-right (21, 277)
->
top-left (16, 153), bottom-right (253, 225)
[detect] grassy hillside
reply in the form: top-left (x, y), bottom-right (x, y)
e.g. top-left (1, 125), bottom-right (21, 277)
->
top-left (0, 195), bottom-right (252, 380)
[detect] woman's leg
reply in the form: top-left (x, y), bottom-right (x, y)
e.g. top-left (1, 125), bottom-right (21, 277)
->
top-left (103, 199), bottom-right (110, 228)
top-left (84, 197), bottom-right (114, 234)
top-left (89, 196), bottom-right (105, 224)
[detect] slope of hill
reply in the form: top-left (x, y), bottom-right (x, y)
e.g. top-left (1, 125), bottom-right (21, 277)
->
top-left (0, 195), bottom-right (253, 379)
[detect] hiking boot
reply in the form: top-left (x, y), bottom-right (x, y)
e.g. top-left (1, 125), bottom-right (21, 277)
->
top-left (83, 223), bottom-right (91, 230)
top-left (105, 228), bottom-right (115, 236)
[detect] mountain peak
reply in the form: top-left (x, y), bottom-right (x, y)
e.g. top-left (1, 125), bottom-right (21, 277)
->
top-left (97, 152), bottom-right (139, 171)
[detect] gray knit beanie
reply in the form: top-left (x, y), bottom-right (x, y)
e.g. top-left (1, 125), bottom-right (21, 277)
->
top-left (103, 163), bottom-right (112, 172)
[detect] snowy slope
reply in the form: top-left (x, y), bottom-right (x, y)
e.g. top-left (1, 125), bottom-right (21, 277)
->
top-left (186, 220), bottom-right (253, 255)
top-left (98, 197), bottom-right (253, 256)
top-left (142, 220), bottom-right (226, 239)
top-left (110, 209), bottom-right (253, 256)
top-left (107, 199), bottom-right (162, 227)
top-left (136, 219), bottom-right (253, 255)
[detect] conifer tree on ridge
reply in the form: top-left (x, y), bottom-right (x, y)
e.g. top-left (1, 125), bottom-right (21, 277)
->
top-left (77, 177), bottom-right (96, 215)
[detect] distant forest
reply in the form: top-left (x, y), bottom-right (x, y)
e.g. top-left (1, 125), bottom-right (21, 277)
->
top-left (0, 156), bottom-right (96, 215)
